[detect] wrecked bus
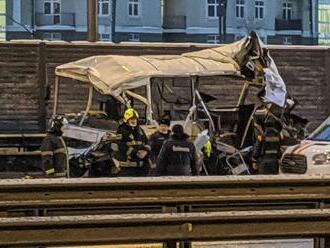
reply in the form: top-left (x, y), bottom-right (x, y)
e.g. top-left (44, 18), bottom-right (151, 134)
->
top-left (52, 32), bottom-right (290, 177)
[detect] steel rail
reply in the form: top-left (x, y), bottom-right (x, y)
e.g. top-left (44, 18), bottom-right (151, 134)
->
top-left (0, 176), bottom-right (329, 209)
top-left (1, 209), bottom-right (330, 247)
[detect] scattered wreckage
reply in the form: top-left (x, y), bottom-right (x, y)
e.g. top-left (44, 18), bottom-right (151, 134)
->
top-left (49, 32), bottom-right (306, 177)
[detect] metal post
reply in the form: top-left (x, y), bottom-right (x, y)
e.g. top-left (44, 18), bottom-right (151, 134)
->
top-left (179, 205), bottom-right (192, 248)
top-left (38, 42), bottom-right (47, 131)
top-left (111, 0), bottom-right (117, 42)
top-left (314, 201), bottom-right (326, 248)
top-left (237, 81), bottom-right (250, 106)
top-left (53, 76), bottom-right (60, 117)
top-left (79, 85), bottom-right (94, 126)
top-left (146, 84), bottom-right (153, 124)
top-left (162, 206), bottom-right (177, 248)
top-left (309, 0), bottom-right (314, 40)
top-left (87, 0), bottom-right (98, 42)
top-left (218, 0), bottom-right (227, 43)
top-left (218, 12), bottom-right (222, 44)
top-left (191, 76), bottom-right (197, 120)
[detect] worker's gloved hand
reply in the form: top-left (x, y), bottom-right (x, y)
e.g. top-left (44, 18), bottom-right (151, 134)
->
top-left (252, 162), bottom-right (258, 171)
top-left (137, 150), bottom-right (148, 159)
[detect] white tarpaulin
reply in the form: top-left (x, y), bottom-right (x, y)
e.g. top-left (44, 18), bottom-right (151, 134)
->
top-left (55, 35), bottom-right (287, 106)
top-left (262, 54), bottom-right (287, 107)
top-left (55, 39), bottom-right (247, 98)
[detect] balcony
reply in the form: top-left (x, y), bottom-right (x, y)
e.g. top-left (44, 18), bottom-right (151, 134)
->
top-left (36, 13), bottom-right (75, 26)
top-left (163, 15), bottom-right (186, 29)
top-left (275, 18), bottom-right (302, 31)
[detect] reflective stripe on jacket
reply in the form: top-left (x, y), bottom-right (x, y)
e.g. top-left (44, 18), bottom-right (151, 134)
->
top-left (40, 134), bottom-right (68, 177)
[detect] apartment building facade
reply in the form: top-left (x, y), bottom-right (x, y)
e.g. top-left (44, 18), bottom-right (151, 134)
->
top-left (6, 0), bottom-right (162, 42)
top-left (163, 0), bottom-right (319, 45)
top-left (4, 0), bottom-right (319, 45)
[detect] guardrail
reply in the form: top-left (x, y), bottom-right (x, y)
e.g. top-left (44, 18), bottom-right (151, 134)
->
top-left (0, 175), bottom-right (329, 214)
top-left (0, 175), bottom-right (329, 247)
top-left (1, 209), bottom-right (330, 247)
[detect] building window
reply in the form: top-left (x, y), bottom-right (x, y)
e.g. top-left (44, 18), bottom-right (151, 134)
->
top-left (282, 0), bottom-right (292, 20)
top-left (255, 0), bottom-right (264, 19)
top-left (44, 0), bottom-right (61, 24)
top-left (234, 33), bottom-right (245, 40)
top-left (100, 33), bottom-right (111, 41)
top-left (98, 0), bottom-right (110, 16)
top-left (128, 0), bottom-right (140, 17)
top-left (207, 35), bottom-right (220, 44)
top-left (283, 36), bottom-right (292, 45)
top-left (42, 32), bottom-right (62, 41)
top-left (236, 0), bottom-right (245, 18)
top-left (44, 0), bottom-right (60, 15)
top-left (207, 0), bottom-right (219, 18)
top-left (128, 33), bottom-right (140, 41)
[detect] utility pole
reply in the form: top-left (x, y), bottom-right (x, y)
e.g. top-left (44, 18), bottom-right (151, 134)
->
top-left (111, 0), bottom-right (117, 42)
top-left (218, 0), bottom-right (227, 43)
top-left (87, 0), bottom-right (98, 42)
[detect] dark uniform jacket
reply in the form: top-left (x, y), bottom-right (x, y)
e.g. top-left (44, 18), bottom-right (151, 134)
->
top-left (149, 131), bottom-right (170, 162)
top-left (252, 119), bottom-right (283, 175)
top-left (114, 123), bottom-right (150, 176)
top-left (156, 135), bottom-right (199, 176)
top-left (116, 123), bottom-right (149, 162)
top-left (40, 133), bottom-right (68, 177)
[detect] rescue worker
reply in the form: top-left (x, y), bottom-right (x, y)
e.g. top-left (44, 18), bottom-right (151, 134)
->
top-left (40, 116), bottom-right (68, 178)
top-left (156, 124), bottom-right (199, 176)
top-left (252, 115), bottom-right (283, 175)
top-left (149, 118), bottom-right (171, 163)
top-left (114, 108), bottom-right (150, 177)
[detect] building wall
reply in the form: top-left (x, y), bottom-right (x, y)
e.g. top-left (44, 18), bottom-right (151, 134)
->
top-left (5, 0), bottom-right (320, 44)
top-left (21, 0), bottom-right (33, 26)
top-left (116, 0), bottom-right (162, 35)
top-left (5, 0), bottom-right (12, 25)
top-left (33, 30), bottom-right (87, 41)
top-left (164, 0), bottom-right (185, 16)
top-left (28, 0), bottom-right (161, 41)
top-left (74, 0), bottom-right (87, 28)
top-left (160, 0), bottom-right (318, 44)
top-left (115, 32), bottom-right (162, 42)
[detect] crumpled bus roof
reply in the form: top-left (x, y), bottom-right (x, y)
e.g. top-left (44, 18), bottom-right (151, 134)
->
top-left (55, 38), bottom-right (249, 97)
